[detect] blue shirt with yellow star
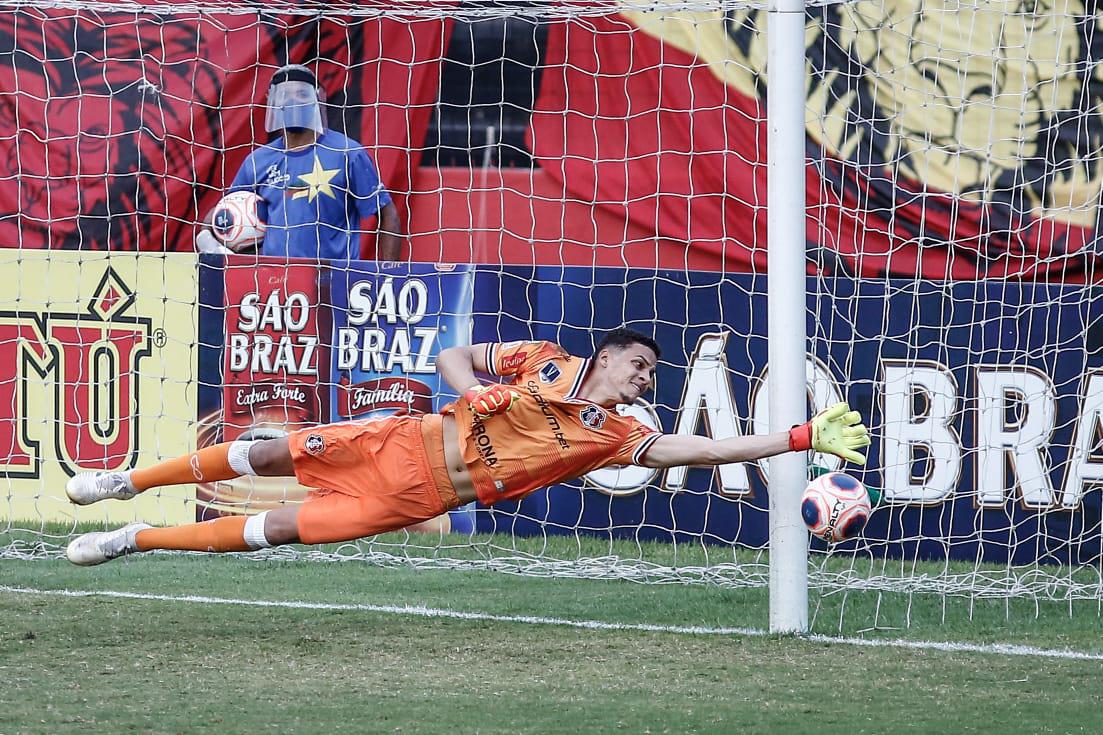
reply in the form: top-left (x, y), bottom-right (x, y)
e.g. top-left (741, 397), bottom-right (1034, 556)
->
top-left (229, 129), bottom-right (392, 260)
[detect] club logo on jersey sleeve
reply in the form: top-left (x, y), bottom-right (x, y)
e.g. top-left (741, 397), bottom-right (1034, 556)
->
top-left (580, 405), bottom-right (607, 431)
top-left (304, 433), bottom-right (326, 455)
top-left (539, 361), bottom-right (562, 383)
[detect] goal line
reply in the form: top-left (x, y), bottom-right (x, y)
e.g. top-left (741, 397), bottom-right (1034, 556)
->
top-left (3, 584), bottom-right (1101, 662)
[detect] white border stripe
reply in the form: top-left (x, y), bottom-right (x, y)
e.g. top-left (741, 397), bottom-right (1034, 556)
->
top-left (632, 432), bottom-right (661, 464)
top-left (485, 343), bottom-right (498, 375)
top-left (3, 585), bottom-right (1101, 661)
top-left (565, 358), bottom-right (589, 399)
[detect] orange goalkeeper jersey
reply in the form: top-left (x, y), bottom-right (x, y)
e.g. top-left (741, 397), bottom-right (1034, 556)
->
top-left (443, 341), bottom-right (661, 505)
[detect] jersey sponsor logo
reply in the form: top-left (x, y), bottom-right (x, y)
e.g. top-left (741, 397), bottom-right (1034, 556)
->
top-left (539, 362), bottom-right (561, 383)
top-left (471, 418), bottom-right (498, 467)
top-left (500, 351), bottom-right (528, 372)
top-left (580, 405), bottom-right (607, 431)
top-left (304, 433), bottom-right (326, 455)
top-left (525, 381), bottom-right (570, 450)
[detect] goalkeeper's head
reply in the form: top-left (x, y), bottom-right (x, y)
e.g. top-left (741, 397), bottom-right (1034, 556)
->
top-left (266, 64), bottom-right (326, 135)
top-left (594, 327), bottom-right (661, 362)
top-left (593, 327), bottom-right (661, 405)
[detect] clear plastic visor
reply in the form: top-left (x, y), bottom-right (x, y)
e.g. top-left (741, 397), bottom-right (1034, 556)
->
top-left (265, 80), bottom-right (324, 134)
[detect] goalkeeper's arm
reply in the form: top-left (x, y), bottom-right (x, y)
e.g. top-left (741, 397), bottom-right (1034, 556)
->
top-left (640, 402), bottom-right (869, 469)
top-left (436, 345), bottom-right (521, 419)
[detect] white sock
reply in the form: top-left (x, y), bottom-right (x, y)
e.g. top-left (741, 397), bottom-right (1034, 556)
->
top-left (227, 440), bottom-right (258, 476)
top-left (243, 511), bottom-right (272, 550)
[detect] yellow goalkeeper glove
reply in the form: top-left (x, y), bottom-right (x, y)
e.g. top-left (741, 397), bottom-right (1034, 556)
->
top-left (788, 402), bottom-right (870, 465)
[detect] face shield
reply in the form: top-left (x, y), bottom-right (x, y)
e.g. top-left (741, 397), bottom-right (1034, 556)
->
top-left (265, 78), bottom-right (326, 135)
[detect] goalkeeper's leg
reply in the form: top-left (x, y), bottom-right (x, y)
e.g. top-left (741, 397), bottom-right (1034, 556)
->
top-left (65, 416), bottom-right (460, 565)
top-left (65, 506), bottom-right (303, 566)
top-left (66, 485), bottom-right (443, 566)
top-left (65, 438), bottom-right (293, 505)
top-left (65, 439), bottom-right (300, 565)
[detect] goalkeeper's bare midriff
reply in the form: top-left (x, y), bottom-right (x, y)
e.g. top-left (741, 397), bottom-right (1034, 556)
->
top-left (442, 414), bottom-right (478, 503)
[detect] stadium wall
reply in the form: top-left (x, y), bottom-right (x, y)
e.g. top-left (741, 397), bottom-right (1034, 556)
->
top-left (6, 252), bottom-right (1101, 566)
top-left (0, 252), bottom-right (196, 526)
top-left (406, 168), bottom-right (732, 271)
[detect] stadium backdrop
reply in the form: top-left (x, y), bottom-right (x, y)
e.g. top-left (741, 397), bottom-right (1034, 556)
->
top-left (3, 10), bottom-right (1099, 278)
top-left (4, 252), bottom-right (1101, 567)
top-left (3, 9), bottom-right (1103, 565)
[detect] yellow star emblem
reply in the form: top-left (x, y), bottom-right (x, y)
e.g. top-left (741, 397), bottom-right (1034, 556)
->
top-left (292, 155), bottom-right (338, 202)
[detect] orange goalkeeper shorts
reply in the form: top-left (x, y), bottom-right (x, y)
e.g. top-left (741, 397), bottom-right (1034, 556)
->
top-left (288, 414), bottom-right (461, 545)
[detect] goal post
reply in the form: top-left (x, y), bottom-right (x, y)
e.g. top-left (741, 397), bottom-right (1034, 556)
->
top-left (767, 0), bottom-right (810, 633)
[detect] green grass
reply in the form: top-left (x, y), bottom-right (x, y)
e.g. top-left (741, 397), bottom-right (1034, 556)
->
top-left (1, 555), bottom-right (1101, 735)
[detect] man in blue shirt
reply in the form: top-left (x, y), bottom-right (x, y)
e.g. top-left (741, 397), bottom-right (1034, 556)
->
top-left (198, 64), bottom-right (402, 260)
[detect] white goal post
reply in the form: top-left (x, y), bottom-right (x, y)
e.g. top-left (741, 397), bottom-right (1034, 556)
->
top-left (766, 0), bottom-right (811, 634)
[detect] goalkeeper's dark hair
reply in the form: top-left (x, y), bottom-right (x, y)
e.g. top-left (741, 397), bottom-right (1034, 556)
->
top-left (594, 328), bottom-right (661, 360)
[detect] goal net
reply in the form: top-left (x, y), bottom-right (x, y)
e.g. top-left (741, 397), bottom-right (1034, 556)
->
top-left (2, 0), bottom-right (1101, 623)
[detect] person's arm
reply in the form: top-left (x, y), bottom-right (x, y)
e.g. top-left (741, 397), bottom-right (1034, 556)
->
top-left (639, 403), bottom-right (869, 468)
top-left (640, 432), bottom-right (792, 468)
top-left (376, 200), bottom-right (402, 260)
top-left (350, 147), bottom-right (401, 260)
top-left (197, 157), bottom-right (255, 254)
top-left (436, 345), bottom-right (491, 395)
top-left (437, 344), bottom-right (520, 419)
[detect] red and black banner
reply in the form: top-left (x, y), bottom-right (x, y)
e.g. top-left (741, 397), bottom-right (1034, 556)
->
top-left (0, 9), bottom-right (448, 255)
top-left (529, 11), bottom-right (1103, 281)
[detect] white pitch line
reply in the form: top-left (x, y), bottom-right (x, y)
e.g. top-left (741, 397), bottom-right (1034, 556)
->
top-left (3, 585), bottom-right (1102, 661)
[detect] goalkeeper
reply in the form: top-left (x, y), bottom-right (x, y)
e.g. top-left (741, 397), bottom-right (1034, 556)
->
top-left (65, 328), bottom-right (870, 565)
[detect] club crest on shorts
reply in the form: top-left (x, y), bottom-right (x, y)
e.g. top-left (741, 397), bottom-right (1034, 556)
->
top-left (579, 405), bottom-right (607, 430)
top-left (539, 361), bottom-right (562, 383)
top-left (304, 433), bottom-right (326, 455)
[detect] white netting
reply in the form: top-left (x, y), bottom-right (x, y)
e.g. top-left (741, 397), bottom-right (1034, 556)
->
top-left (1, 1), bottom-right (1101, 624)
top-left (5, 1), bottom-right (770, 18)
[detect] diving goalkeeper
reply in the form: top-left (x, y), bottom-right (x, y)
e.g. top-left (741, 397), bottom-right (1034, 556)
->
top-left (65, 328), bottom-right (870, 565)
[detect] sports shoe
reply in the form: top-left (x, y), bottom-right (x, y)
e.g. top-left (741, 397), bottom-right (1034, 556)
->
top-left (65, 522), bottom-right (152, 566)
top-left (65, 471), bottom-right (137, 506)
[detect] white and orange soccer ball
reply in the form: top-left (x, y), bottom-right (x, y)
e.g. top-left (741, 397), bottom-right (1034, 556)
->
top-left (800, 472), bottom-right (871, 543)
top-left (211, 190), bottom-right (267, 252)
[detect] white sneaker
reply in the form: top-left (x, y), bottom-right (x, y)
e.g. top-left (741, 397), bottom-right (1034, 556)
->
top-left (65, 471), bottom-right (137, 506)
top-left (65, 522), bottom-right (152, 566)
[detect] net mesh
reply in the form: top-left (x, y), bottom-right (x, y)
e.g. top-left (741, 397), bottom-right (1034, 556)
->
top-left (2, 0), bottom-right (1102, 624)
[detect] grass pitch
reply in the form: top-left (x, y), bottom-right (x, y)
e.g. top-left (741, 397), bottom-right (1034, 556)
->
top-left (2, 544), bottom-right (1101, 735)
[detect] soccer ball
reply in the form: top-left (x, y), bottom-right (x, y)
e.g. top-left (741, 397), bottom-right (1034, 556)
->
top-left (211, 191), bottom-right (266, 252)
top-left (800, 472), bottom-right (871, 543)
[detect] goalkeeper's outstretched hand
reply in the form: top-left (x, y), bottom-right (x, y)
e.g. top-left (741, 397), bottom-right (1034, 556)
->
top-left (788, 402), bottom-right (870, 465)
top-left (464, 383), bottom-right (521, 420)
